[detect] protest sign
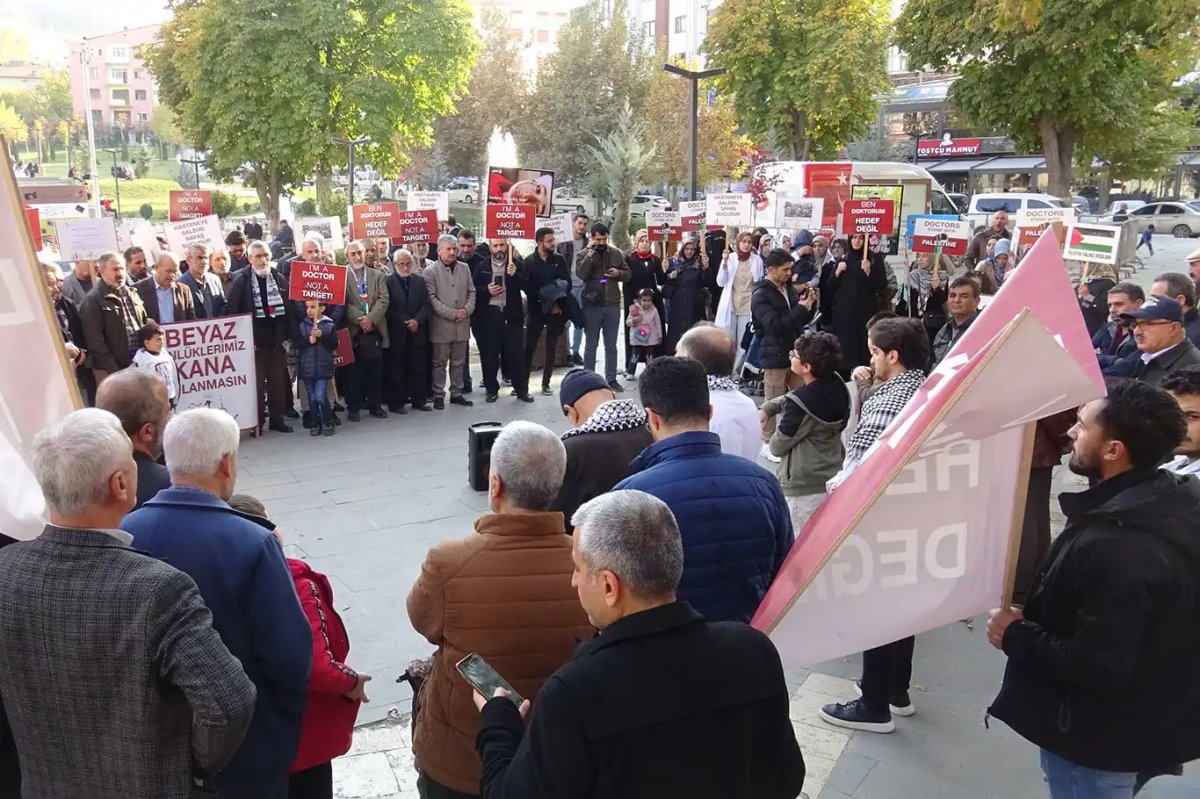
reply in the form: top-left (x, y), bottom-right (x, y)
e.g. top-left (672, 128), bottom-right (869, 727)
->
top-left (288, 262), bottom-right (348, 304)
top-left (162, 315), bottom-right (257, 431)
top-left (24, 207), bottom-right (41, 251)
top-left (543, 212), bottom-right (572, 241)
top-left (912, 217), bottom-right (971, 256)
top-left (54, 218), bottom-right (120, 261)
top-left (332, 328), bottom-right (356, 368)
top-left (393, 209), bottom-right (440, 245)
top-left (485, 203), bottom-right (536, 239)
top-left (168, 190), bottom-right (213, 222)
top-left (350, 202), bottom-right (403, 241)
top-left (1062, 222), bottom-right (1122, 265)
top-left (777, 197), bottom-right (824, 231)
top-left (803, 163), bottom-right (852, 229)
top-left (1015, 207), bottom-right (1077, 247)
top-left (21, 183), bottom-right (89, 221)
top-left (406, 190), bottom-right (450, 221)
top-left (487, 167), bottom-right (554, 217)
top-left (705, 193), bottom-right (753, 226)
top-left (679, 200), bottom-right (705, 232)
top-left (842, 199), bottom-right (896, 235)
top-left (645, 210), bottom-right (683, 241)
top-left (165, 214), bottom-right (224, 256)
top-left (0, 154), bottom-right (82, 542)
top-left (296, 217), bottom-right (344, 251)
top-left (752, 232), bottom-right (1104, 668)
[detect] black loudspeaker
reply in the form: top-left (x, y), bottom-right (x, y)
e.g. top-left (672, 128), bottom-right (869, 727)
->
top-left (468, 422), bottom-right (504, 491)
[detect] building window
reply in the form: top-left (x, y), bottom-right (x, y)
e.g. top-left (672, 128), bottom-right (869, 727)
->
top-left (134, 69), bottom-right (141, 79)
top-left (111, 88), bottom-right (130, 105)
top-left (137, 112), bottom-right (148, 123)
top-left (675, 15), bottom-right (686, 33)
top-left (642, 21), bottom-right (655, 38)
top-left (89, 88), bottom-right (100, 100)
top-left (110, 67), bottom-right (128, 83)
top-left (88, 66), bottom-right (99, 80)
top-left (111, 46), bottom-right (128, 59)
top-left (536, 29), bottom-right (549, 43)
top-left (135, 89), bottom-right (147, 101)
top-left (90, 110), bottom-right (102, 126)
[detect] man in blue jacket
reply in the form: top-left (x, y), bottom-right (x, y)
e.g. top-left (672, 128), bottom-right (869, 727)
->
top-left (123, 408), bottom-right (312, 799)
top-left (615, 357), bottom-right (794, 622)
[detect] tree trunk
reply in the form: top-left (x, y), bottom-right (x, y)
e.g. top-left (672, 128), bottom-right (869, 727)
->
top-left (255, 163), bottom-right (281, 230)
top-left (1098, 170), bottom-right (1112, 213)
top-left (1039, 113), bottom-right (1075, 197)
top-left (315, 165), bottom-right (333, 217)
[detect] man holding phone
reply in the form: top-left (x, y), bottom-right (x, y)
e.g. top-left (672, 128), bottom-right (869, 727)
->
top-left (576, 222), bottom-right (631, 391)
top-left (472, 490), bottom-right (805, 799)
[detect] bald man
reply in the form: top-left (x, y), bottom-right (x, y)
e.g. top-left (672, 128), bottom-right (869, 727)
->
top-left (677, 324), bottom-right (761, 460)
top-left (135, 253), bottom-right (196, 324)
top-left (95, 368), bottom-right (172, 508)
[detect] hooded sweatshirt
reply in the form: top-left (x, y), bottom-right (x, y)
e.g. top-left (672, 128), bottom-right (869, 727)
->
top-left (760, 376), bottom-right (851, 496)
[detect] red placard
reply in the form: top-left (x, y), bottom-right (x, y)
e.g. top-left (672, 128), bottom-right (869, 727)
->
top-left (24, 207), bottom-right (42, 250)
top-left (288, 261), bottom-right (348, 304)
top-left (393, 209), bottom-right (439, 245)
top-left (332, 328), bottom-right (356, 368)
top-left (916, 137), bottom-right (982, 158)
top-left (911, 235), bottom-right (968, 256)
top-left (484, 203), bottom-right (536, 239)
top-left (350, 202), bottom-right (403, 240)
top-left (168, 190), bottom-right (213, 222)
top-left (843, 199), bottom-right (896, 236)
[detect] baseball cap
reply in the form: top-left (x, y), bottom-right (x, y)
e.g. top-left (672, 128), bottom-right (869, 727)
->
top-left (558, 369), bottom-right (610, 415)
top-left (1120, 296), bottom-right (1184, 324)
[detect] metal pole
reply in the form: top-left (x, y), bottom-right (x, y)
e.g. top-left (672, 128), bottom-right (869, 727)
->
top-left (194, 161), bottom-right (200, 188)
top-left (80, 38), bottom-right (102, 218)
top-left (348, 144), bottom-right (356, 207)
top-left (688, 76), bottom-right (698, 202)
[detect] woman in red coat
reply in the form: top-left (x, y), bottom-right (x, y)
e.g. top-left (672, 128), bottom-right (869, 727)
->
top-left (227, 495), bottom-right (370, 799)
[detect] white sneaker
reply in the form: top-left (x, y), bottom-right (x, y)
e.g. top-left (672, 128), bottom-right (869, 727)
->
top-left (760, 443), bottom-right (781, 463)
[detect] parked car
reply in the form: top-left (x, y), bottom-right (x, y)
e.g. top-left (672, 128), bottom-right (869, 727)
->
top-left (1069, 195), bottom-right (1093, 214)
top-left (946, 193), bottom-right (970, 213)
top-left (444, 179), bottom-right (478, 204)
top-left (605, 194), bottom-right (670, 218)
top-left (1101, 199), bottom-right (1147, 222)
top-left (965, 192), bottom-right (1070, 230)
top-left (1125, 201), bottom-right (1200, 238)
top-left (552, 184), bottom-right (600, 216)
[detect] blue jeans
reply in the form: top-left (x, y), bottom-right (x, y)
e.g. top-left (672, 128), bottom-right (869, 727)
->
top-left (1041, 749), bottom-right (1136, 799)
top-left (304, 378), bottom-right (330, 425)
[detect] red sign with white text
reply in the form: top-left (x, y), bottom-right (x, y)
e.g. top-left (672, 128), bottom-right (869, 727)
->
top-left (393, 209), bottom-right (439, 245)
top-left (24, 207), bottom-right (41, 250)
top-left (484, 203), bottom-right (536, 239)
top-left (916, 138), bottom-right (982, 158)
top-left (288, 262), bottom-right (348, 305)
top-left (843, 199), bottom-right (896, 235)
top-left (332, 328), bottom-right (356, 368)
top-left (168, 190), bottom-right (213, 222)
top-left (350, 202), bottom-right (403, 240)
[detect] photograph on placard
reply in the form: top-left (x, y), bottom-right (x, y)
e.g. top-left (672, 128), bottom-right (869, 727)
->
top-left (777, 196), bottom-right (825, 232)
top-left (486, 167), bottom-right (555, 216)
top-left (851, 185), bottom-right (904, 255)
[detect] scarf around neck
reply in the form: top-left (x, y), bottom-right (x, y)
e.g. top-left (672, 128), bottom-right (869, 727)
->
top-left (707, 375), bottom-right (738, 392)
top-left (251, 269), bottom-right (285, 318)
top-left (562, 398), bottom-right (648, 440)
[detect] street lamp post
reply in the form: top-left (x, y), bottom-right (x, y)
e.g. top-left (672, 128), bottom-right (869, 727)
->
top-left (331, 136), bottom-right (370, 206)
top-left (662, 64), bottom-right (725, 203)
top-left (80, 37), bottom-right (102, 218)
top-left (102, 148), bottom-right (121, 220)
top-left (180, 157), bottom-right (203, 189)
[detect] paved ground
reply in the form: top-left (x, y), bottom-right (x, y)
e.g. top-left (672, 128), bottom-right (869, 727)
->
top-left (238, 235), bottom-right (1199, 799)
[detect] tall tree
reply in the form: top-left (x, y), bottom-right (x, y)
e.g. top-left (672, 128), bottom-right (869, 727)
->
top-left (432, 7), bottom-right (529, 177)
top-left (148, 0), bottom-right (477, 224)
top-left (588, 101), bottom-right (656, 250)
top-left (517, 0), bottom-right (650, 182)
top-left (704, 0), bottom-right (890, 161)
top-left (895, 0), bottom-right (1200, 196)
top-left (0, 101), bottom-right (27, 145)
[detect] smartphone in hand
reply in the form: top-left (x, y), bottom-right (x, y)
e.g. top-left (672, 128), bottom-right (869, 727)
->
top-left (456, 653), bottom-right (524, 706)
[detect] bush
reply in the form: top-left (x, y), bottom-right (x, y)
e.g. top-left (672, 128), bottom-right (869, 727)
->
top-left (298, 198), bottom-right (317, 216)
top-left (175, 162), bottom-right (198, 190)
top-left (132, 143), bottom-right (153, 179)
top-left (211, 190), bottom-right (240, 219)
top-left (139, 203), bottom-right (154, 220)
top-left (319, 190), bottom-right (348, 219)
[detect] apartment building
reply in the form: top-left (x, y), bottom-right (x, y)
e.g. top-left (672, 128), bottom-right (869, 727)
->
top-left (66, 24), bottom-right (160, 135)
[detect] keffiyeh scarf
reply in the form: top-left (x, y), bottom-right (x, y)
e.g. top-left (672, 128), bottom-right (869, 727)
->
top-left (562, 399), bottom-right (648, 440)
top-left (251, 269), bottom-right (285, 318)
top-left (708, 375), bottom-right (738, 393)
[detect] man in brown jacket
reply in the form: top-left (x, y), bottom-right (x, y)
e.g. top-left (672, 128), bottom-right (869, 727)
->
top-left (407, 421), bottom-right (592, 798)
top-left (79, 250), bottom-right (149, 383)
top-left (576, 222), bottom-right (630, 390)
top-left (425, 234), bottom-right (477, 409)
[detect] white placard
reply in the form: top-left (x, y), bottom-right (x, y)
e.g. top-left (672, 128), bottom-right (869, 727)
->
top-left (913, 217), bottom-right (971, 241)
top-left (1062, 222), bottom-right (1122, 266)
top-left (706, 193), bottom-right (753, 226)
top-left (679, 200), bottom-right (705, 219)
top-left (297, 217), bottom-right (345, 251)
top-left (164, 214), bottom-right (225, 257)
top-left (1015, 207), bottom-right (1076, 228)
top-left (645, 210), bottom-right (682, 229)
top-left (161, 314), bottom-right (258, 430)
top-left (540, 213), bottom-right (572, 240)
top-left (54, 218), bottom-right (120, 261)
top-left (406, 190), bottom-right (450, 221)
top-left (31, 202), bottom-right (92, 221)
top-left (777, 197), bottom-right (825, 230)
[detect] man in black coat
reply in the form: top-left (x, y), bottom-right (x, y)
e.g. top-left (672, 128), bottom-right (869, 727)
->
top-left (384, 249), bottom-right (433, 412)
top-left (523, 227), bottom-right (571, 395)
top-left (1121, 297), bottom-right (1200, 387)
top-left (470, 238), bottom-right (532, 403)
top-left (472, 489), bottom-right (805, 799)
top-left (752, 249), bottom-right (816, 443)
top-left (988, 378), bottom-right (1200, 793)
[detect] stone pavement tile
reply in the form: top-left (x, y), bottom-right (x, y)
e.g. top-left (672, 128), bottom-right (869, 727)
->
top-left (820, 751), bottom-right (878, 796)
top-left (333, 751), bottom-right (400, 798)
top-left (802, 753), bottom-right (838, 799)
top-left (383, 749), bottom-right (420, 798)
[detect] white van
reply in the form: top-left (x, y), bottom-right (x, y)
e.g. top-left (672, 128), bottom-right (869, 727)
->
top-left (965, 192), bottom-right (1070, 231)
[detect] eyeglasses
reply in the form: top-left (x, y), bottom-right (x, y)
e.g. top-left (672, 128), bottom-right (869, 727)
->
top-left (1130, 319), bottom-right (1173, 329)
top-left (789, 350), bottom-right (800, 360)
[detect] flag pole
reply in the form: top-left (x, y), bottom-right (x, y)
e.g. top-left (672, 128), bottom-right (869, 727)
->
top-left (1000, 421), bottom-right (1039, 608)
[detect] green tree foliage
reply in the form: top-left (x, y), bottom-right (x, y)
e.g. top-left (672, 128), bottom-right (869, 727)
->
top-left (895, 0), bottom-right (1200, 196)
top-left (0, 101), bottom-right (27, 144)
top-left (132, 143), bottom-right (153, 178)
top-left (139, 203), bottom-right (154, 220)
top-left (518, 0), bottom-right (650, 182)
top-left (0, 67), bottom-right (72, 151)
top-left (587, 102), bottom-right (656, 251)
top-left (432, 8), bottom-right (529, 177)
top-left (148, 0), bottom-right (477, 225)
top-left (705, 0), bottom-right (890, 161)
top-left (212, 190), bottom-right (240, 218)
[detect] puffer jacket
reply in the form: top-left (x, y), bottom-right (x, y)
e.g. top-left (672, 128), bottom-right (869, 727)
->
top-left (751, 278), bottom-right (814, 370)
top-left (406, 512), bottom-right (593, 795)
top-left (615, 432), bottom-right (794, 623)
top-left (296, 317), bottom-right (337, 381)
top-left (762, 377), bottom-right (850, 496)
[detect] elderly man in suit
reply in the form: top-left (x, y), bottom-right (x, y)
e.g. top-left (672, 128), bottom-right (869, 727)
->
top-left (0, 408), bottom-right (256, 799)
top-left (425, 234), bottom-right (476, 410)
top-left (123, 409), bottom-right (312, 799)
top-left (136, 252), bottom-right (196, 325)
top-left (180, 243), bottom-right (228, 319)
top-left (79, 251), bottom-right (149, 384)
top-left (385, 247), bottom-right (433, 413)
top-left (343, 239), bottom-right (391, 420)
top-left (60, 259), bottom-right (96, 306)
top-left (95, 369), bottom-right (172, 509)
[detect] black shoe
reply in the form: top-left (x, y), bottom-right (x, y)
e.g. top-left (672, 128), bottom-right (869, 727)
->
top-left (348, 409), bottom-right (361, 422)
top-left (517, 394), bottom-right (534, 403)
top-left (541, 385), bottom-right (554, 396)
top-left (450, 395), bottom-right (474, 407)
top-left (818, 699), bottom-right (894, 733)
top-left (309, 424), bottom-right (321, 437)
top-left (333, 401), bottom-right (345, 412)
top-left (322, 423), bottom-right (335, 436)
top-left (302, 411), bottom-right (313, 429)
top-left (413, 401), bottom-right (433, 412)
top-left (462, 384), bottom-right (474, 395)
top-left (433, 397), bottom-right (445, 410)
top-left (853, 681), bottom-right (915, 717)
top-left (284, 407), bottom-right (300, 419)
top-left (392, 405), bottom-right (408, 415)
top-left (268, 421), bottom-right (294, 434)
top-left (370, 406), bottom-right (388, 419)
top-left (608, 380), bottom-right (625, 392)
top-left (331, 413), bottom-right (342, 426)
top-left (570, 352), bottom-right (584, 366)
top-left (486, 393), bottom-right (499, 403)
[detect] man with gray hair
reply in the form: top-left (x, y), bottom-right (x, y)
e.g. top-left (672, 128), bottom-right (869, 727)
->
top-left (677, 323), bottom-right (761, 461)
top-left (95, 368), bottom-right (172, 509)
top-left (124, 409), bottom-right (312, 799)
top-left (0, 408), bottom-right (256, 797)
top-left (473, 489), bottom-right (805, 799)
top-left (79, 250), bottom-right (149, 383)
top-left (180, 242), bottom-right (228, 318)
top-left (424, 233), bottom-right (476, 408)
top-left (408, 421), bottom-right (591, 797)
top-left (134, 252), bottom-right (196, 324)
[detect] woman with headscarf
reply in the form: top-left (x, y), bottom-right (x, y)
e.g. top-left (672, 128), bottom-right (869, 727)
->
top-left (758, 234), bottom-right (775, 261)
top-left (623, 229), bottom-right (666, 373)
top-left (818, 233), bottom-right (889, 373)
top-left (972, 237), bottom-right (1012, 297)
top-left (716, 231), bottom-right (764, 372)
top-left (896, 251), bottom-right (950, 345)
top-left (791, 230), bottom-right (818, 285)
top-left (663, 235), bottom-right (708, 354)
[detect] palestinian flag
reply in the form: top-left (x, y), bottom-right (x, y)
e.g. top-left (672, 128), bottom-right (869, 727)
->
top-left (1063, 223), bottom-right (1121, 265)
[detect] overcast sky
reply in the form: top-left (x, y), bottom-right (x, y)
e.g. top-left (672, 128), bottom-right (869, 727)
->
top-left (2, 0), bottom-right (169, 58)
